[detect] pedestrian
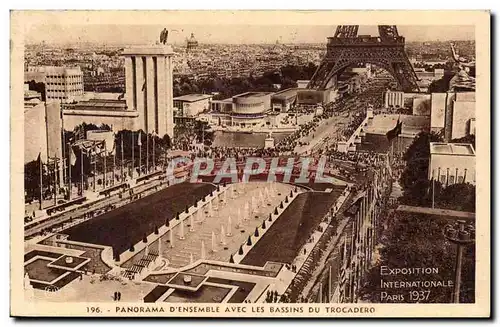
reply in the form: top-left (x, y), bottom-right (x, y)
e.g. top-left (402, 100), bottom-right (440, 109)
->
top-left (113, 291), bottom-right (117, 301)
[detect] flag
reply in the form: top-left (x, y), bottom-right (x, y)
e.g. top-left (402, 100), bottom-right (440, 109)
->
top-left (386, 117), bottom-right (403, 142)
top-left (69, 147), bottom-right (77, 165)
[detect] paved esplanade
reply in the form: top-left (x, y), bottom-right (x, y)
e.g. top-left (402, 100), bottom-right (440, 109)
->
top-left (158, 182), bottom-right (294, 268)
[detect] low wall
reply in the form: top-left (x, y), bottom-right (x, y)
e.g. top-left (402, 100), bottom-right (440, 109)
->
top-left (337, 113), bottom-right (371, 153)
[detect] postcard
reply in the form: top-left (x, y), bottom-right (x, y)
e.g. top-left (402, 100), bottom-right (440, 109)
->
top-left (10, 10), bottom-right (490, 317)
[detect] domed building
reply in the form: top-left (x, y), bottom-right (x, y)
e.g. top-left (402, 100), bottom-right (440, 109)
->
top-left (186, 33), bottom-right (199, 52)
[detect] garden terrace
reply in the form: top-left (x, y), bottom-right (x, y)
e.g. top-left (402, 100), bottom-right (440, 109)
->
top-left (58, 243), bottom-right (112, 274)
top-left (144, 272), bottom-right (177, 284)
top-left (62, 182), bottom-right (216, 255)
top-left (241, 189), bottom-right (343, 266)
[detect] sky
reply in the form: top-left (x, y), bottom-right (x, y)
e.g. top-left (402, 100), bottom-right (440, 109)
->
top-left (24, 24), bottom-right (475, 45)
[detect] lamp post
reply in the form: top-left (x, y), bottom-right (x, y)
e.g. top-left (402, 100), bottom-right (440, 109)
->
top-left (443, 220), bottom-right (475, 303)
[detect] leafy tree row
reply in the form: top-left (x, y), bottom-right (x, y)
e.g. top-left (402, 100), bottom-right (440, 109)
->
top-left (398, 131), bottom-right (475, 211)
top-left (173, 63), bottom-right (318, 99)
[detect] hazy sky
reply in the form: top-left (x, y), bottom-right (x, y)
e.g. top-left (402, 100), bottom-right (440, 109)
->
top-left (25, 24), bottom-right (475, 45)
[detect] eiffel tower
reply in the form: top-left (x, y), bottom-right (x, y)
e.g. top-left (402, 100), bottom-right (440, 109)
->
top-left (308, 25), bottom-right (419, 92)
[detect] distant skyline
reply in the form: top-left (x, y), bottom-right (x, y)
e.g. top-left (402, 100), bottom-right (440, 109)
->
top-left (25, 24), bottom-right (475, 46)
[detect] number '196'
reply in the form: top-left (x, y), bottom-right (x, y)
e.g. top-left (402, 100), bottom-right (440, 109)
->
top-left (86, 307), bottom-right (102, 314)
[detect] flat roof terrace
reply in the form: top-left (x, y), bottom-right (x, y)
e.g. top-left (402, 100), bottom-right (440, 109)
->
top-left (430, 142), bottom-right (475, 156)
top-left (63, 99), bottom-right (128, 111)
top-left (174, 94), bottom-right (212, 102)
top-left (234, 92), bottom-right (273, 98)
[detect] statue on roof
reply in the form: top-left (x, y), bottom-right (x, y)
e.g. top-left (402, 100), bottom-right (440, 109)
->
top-left (160, 28), bottom-right (169, 45)
top-left (449, 43), bottom-right (475, 91)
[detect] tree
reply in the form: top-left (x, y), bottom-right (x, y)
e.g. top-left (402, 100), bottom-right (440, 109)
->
top-left (274, 208), bottom-right (278, 215)
top-left (26, 80), bottom-right (46, 101)
top-left (24, 159), bottom-right (44, 202)
top-left (254, 227), bottom-right (259, 237)
top-left (238, 245), bottom-right (244, 255)
top-left (262, 220), bottom-right (267, 229)
top-left (399, 131), bottom-right (442, 206)
top-left (451, 134), bottom-right (475, 149)
top-left (154, 225), bottom-right (159, 235)
top-left (142, 233), bottom-right (148, 243)
top-left (435, 183), bottom-right (475, 212)
top-left (247, 236), bottom-right (252, 246)
top-left (268, 213), bottom-right (273, 221)
top-left (229, 254), bottom-right (235, 263)
top-left (428, 73), bottom-right (455, 93)
top-left (129, 244), bottom-right (135, 252)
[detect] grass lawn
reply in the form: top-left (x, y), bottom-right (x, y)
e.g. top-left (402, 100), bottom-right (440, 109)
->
top-left (241, 189), bottom-right (343, 266)
top-left (63, 183), bottom-right (215, 255)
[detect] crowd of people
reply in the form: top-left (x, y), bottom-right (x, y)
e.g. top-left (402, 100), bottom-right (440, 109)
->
top-left (323, 147), bottom-right (387, 167)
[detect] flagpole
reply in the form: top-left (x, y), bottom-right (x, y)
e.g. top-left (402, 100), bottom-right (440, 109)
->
top-left (53, 157), bottom-right (57, 207)
top-left (93, 150), bottom-right (96, 193)
top-left (432, 176), bottom-right (435, 209)
top-left (152, 132), bottom-right (156, 171)
top-left (103, 140), bottom-right (107, 189)
top-left (80, 148), bottom-right (84, 196)
top-left (131, 131), bottom-right (135, 179)
top-left (146, 132), bottom-right (150, 174)
top-left (68, 142), bottom-right (72, 200)
top-left (113, 137), bottom-right (116, 186)
top-left (39, 153), bottom-right (43, 211)
top-left (139, 132), bottom-right (142, 176)
top-left (121, 134), bottom-right (124, 182)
